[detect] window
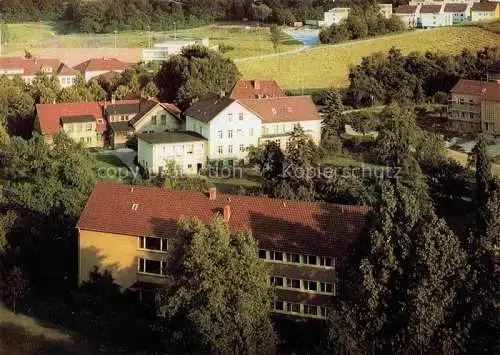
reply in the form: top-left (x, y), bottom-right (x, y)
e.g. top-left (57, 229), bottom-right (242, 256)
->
top-left (218, 145), bottom-right (223, 154)
top-left (228, 145), bottom-right (233, 153)
top-left (286, 253), bottom-right (300, 263)
top-left (175, 146), bottom-right (184, 156)
top-left (239, 112), bottom-right (244, 120)
top-left (228, 130), bottom-right (233, 138)
top-left (286, 302), bottom-right (300, 313)
top-left (304, 304), bottom-right (318, 316)
top-left (86, 137), bottom-right (92, 143)
top-left (258, 249), bottom-right (267, 259)
top-left (287, 278), bottom-right (301, 289)
top-left (228, 113), bottom-right (233, 121)
top-left (187, 144), bottom-right (194, 154)
top-left (80, 137), bottom-right (85, 143)
top-left (187, 164), bottom-right (193, 169)
top-left (77, 124), bottom-right (82, 132)
top-left (275, 301), bottom-right (284, 311)
top-left (320, 282), bottom-right (334, 293)
top-left (218, 130), bottom-right (223, 139)
top-left (237, 129), bottom-right (242, 136)
top-left (306, 255), bottom-right (317, 265)
top-left (66, 124), bottom-right (74, 133)
top-left (161, 115), bottom-right (167, 125)
top-left (137, 258), bottom-right (167, 276)
top-left (239, 144), bottom-right (245, 152)
top-left (321, 307), bottom-right (329, 318)
top-left (270, 251), bottom-right (283, 261)
top-left (139, 236), bottom-right (168, 252)
top-left (86, 123), bottom-right (92, 132)
top-left (271, 276), bottom-right (284, 287)
top-left (249, 128), bottom-right (254, 136)
top-left (320, 256), bottom-right (333, 267)
top-left (305, 280), bottom-right (317, 291)
top-left (151, 115), bottom-right (157, 125)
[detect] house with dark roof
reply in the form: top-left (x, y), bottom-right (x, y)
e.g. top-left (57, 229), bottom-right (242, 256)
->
top-left (443, 3), bottom-right (471, 24)
top-left (395, 4), bottom-right (422, 28)
top-left (73, 57), bottom-right (131, 81)
top-left (137, 131), bottom-right (208, 174)
top-left (471, 2), bottom-right (499, 22)
top-left (76, 182), bottom-right (370, 319)
top-left (420, 4), bottom-right (453, 27)
top-left (230, 80), bottom-right (285, 99)
top-left (448, 79), bottom-right (500, 134)
top-left (0, 56), bottom-right (78, 87)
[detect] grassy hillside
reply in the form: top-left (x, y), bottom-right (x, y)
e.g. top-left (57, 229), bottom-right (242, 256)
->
top-left (3, 22), bottom-right (302, 60)
top-left (237, 27), bottom-right (500, 91)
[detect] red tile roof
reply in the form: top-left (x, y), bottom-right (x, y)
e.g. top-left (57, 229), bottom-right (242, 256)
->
top-left (230, 80), bottom-right (286, 99)
top-left (472, 2), bottom-right (498, 12)
top-left (395, 5), bottom-right (419, 14)
top-left (239, 96), bottom-right (320, 123)
top-left (73, 58), bottom-right (130, 73)
top-left (420, 5), bottom-right (443, 14)
top-left (36, 102), bottom-right (105, 135)
top-left (77, 183), bottom-right (370, 258)
top-left (0, 57), bottom-right (77, 76)
top-left (451, 79), bottom-right (500, 102)
top-left (443, 3), bottom-right (468, 12)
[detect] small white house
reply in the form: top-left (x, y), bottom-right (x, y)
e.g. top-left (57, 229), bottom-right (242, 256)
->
top-left (395, 5), bottom-right (422, 28)
top-left (471, 2), bottom-right (499, 22)
top-left (137, 131), bottom-right (208, 174)
top-left (142, 38), bottom-right (216, 62)
top-left (443, 3), bottom-right (471, 24)
top-left (73, 58), bottom-right (130, 82)
top-left (319, 8), bottom-right (351, 27)
top-left (420, 4), bottom-right (453, 27)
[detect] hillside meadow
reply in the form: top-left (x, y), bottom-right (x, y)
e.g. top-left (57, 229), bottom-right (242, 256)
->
top-left (237, 27), bottom-right (500, 91)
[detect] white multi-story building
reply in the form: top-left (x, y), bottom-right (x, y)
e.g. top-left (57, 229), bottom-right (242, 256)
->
top-left (420, 4), bottom-right (453, 27)
top-left (395, 5), bottom-right (422, 28)
top-left (471, 2), bottom-right (499, 21)
top-left (319, 7), bottom-right (351, 27)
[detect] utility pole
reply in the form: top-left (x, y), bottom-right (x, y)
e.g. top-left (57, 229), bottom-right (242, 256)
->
top-left (174, 21), bottom-right (177, 40)
top-left (146, 25), bottom-right (151, 48)
top-left (114, 30), bottom-right (118, 49)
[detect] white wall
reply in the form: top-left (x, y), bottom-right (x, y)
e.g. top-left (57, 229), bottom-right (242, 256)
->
top-left (421, 12), bottom-right (452, 27)
top-left (260, 120), bottom-right (321, 149)
top-left (58, 75), bottom-right (76, 88)
top-left (134, 105), bottom-right (183, 134)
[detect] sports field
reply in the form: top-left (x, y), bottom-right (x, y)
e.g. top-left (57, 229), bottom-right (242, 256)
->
top-left (3, 22), bottom-right (302, 60)
top-left (237, 26), bottom-right (500, 91)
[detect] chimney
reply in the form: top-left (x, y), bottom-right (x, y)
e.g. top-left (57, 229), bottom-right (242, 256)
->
top-left (111, 94), bottom-right (115, 104)
top-left (220, 90), bottom-right (226, 97)
top-left (253, 80), bottom-right (260, 90)
top-left (208, 187), bottom-right (217, 200)
top-left (223, 205), bottom-right (231, 221)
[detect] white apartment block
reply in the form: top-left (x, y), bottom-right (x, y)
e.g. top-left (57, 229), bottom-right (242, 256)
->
top-left (420, 4), bottom-right (453, 27)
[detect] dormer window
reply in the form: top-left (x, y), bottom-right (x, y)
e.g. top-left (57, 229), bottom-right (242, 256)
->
top-left (131, 203), bottom-right (139, 211)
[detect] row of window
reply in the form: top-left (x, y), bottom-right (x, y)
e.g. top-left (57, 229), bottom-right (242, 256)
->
top-left (273, 301), bottom-right (329, 319)
top-left (259, 249), bottom-right (334, 268)
top-left (139, 236), bottom-right (168, 252)
top-left (157, 144), bottom-right (204, 156)
top-left (151, 115), bottom-right (169, 126)
top-left (217, 128), bottom-right (254, 139)
top-left (227, 112), bottom-right (245, 122)
top-left (270, 276), bottom-right (334, 294)
top-left (66, 123), bottom-right (93, 133)
top-left (60, 76), bottom-right (76, 86)
top-left (217, 144), bottom-right (246, 155)
top-left (137, 257), bottom-right (168, 276)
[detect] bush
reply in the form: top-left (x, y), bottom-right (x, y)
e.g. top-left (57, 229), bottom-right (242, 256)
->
top-left (219, 43), bottom-right (235, 53)
top-left (433, 91), bottom-right (449, 105)
top-left (321, 134), bottom-right (343, 154)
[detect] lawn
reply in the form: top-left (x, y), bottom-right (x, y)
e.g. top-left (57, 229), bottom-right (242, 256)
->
top-left (237, 26), bottom-right (500, 91)
top-left (208, 167), bottom-right (263, 193)
top-left (3, 22), bottom-right (302, 60)
top-left (92, 152), bottom-right (135, 183)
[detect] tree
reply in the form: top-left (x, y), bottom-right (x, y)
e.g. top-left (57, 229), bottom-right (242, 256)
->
top-left (141, 81), bottom-right (159, 98)
top-left (87, 79), bottom-right (107, 101)
top-left (163, 217), bottom-right (276, 354)
top-left (0, 266), bottom-right (29, 313)
top-left (322, 88), bottom-right (344, 138)
top-left (270, 24), bottom-right (281, 54)
top-left (472, 135), bottom-right (492, 236)
top-left (275, 8), bottom-right (296, 26)
top-left (330, 180), bottom-right (466, 353)
top-left (253, 4), bottom-right (272, 23)
top-left (156, 46), bottom-right (241, 107)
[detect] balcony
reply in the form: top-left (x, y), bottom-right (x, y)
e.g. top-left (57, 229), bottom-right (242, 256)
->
top-left (448, 102), bottom-right (480, 113)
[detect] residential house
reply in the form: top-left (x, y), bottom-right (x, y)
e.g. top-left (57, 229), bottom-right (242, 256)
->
top-left (142, 39), bottom-right (216, 62)
top-left (488, 61), bottom-right (500, 82)
top-left (319, 7), bottom-right (351, 27)
top-left (444, 3), bottom-right (471, 24)
top-left (448, 79), bottom-right (500, 134)
top-left (395, 5), bottom-right (422, 28)
top-left (137, 131), bottom-right (208, 174)
top-left (379, 4), bottom-right (394, 18)
top-left (420, 4), bottom-right (453, 27)
top-left (239, 96), bottom-right (322, 149)
top-left (35, 102), bottom-right (106, 147)
top-left (409, 0), bottom-right (479, 5)
top-left (183, 93), bottom-right (262, 166)
top-left (73, 58), bottom-right (131, 81)
top-left (107, 99), bottom-right (183, 148)
top-left (77, 183), bottom-right (370, 319)
top-left (0, 56), bottom-right (77, 87)
top-left (230, 80), bottom-right (286, 99)
top-left (471, 2), bottom-right (500, 21)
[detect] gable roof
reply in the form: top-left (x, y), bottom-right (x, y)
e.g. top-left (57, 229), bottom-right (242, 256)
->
top-left (36, 102), bottom-right (105, 135)
top-left (451, 79), bottom-right (500, 102)
top-left (420, 4), bottom-right (442, 14)
top-left (444, 3), bottom-right (468, 12)
top-left (472, 2), bottom-right (498, 11)
top-left (73, 58), bottom-right (130, 73)
top-left (0, 57), bottom-right (77, 76)
top-left (183, 93), bottom-right (236, 123)
top-left (395, 5), bottom-right (419, 14)
top-left (77, 183), bottom-right (370, 258)
top-left (129, 100), bottom-right (182, 126)
top-left (239, 96), bottom-right (319, 123)
top-left (137, 131), bottom-right (207, 144)
top-left (230, 80), bottom-right (286, 100)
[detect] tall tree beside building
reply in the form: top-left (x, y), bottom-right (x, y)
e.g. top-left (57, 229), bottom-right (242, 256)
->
top-left (164, 216), bottom-right (276, 354)
top-left (270, 24), bottom-right (281, 53)
top-left (329, 180), bottom-right (466, 353)
top-left (472, 135), bottom-right (492, 236)
top-left (322, 88), bottom-right (344, 138)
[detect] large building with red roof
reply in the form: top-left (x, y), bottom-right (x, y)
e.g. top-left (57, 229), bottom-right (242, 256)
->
top-left (0, 56), bottom-right (78, 87)
top-left (449, 79), bottom-right (500, 134)
top-left (73, 57), bottom-right (131, 81)
top-left (77, 182), bottom-right (370, 319)
top-left (230, 80), bottom-right (285, 100)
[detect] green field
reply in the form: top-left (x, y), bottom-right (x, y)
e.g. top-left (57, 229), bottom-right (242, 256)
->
top-left (3, 22), bottom-right (302, 60)
top-left (92, 152), bottom-right (134, 183)
top-left (237, 26), bottom-right (500, 91)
